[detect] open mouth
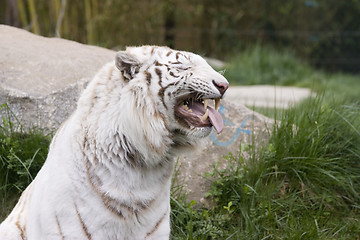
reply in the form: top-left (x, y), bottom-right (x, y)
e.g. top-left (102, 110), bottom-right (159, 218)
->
top-left (175, 97), bottom-right (224, 134)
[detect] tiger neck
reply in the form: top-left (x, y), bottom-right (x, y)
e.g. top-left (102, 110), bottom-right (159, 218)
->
top-left (81, 125), bottom-right (173, 168)
top-left (79, 127), bottom-right (175, 206)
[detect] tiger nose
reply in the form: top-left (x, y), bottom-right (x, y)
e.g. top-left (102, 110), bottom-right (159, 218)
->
top-left (212, 80), bottom-right (229, 96)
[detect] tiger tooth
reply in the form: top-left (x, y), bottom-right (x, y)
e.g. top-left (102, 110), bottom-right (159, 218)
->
top-left (201, 109), bottom-right (209, 121)
top-left (182, 104), bottom-right (192, 112)
top-left (215, 99), bottom-right (220, 110)
top-left (203, 99), bottom-right (208, 110)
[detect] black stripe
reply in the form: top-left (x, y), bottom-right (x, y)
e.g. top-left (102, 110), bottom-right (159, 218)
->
top-left (146, 209), bottom-right (168, 237)
top-left (55, 215), bottom-right (65, 240)
top-left (74, 203), bottom-right (92, 240)
top-left (145, 70), bottom-right (152, 86)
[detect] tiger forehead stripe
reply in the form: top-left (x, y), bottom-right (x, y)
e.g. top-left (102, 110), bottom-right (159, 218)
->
top-left (166, 51), bottom-right (173, 57)
top-left (151, 46), bottom-right (156, 54)
top-left (169, 61), bottom-right (182, 65)
top-left (155, 68), bottom-right (162, 87)
top-left (154, 61), bottom-right (163, 66)
top-left (169, 71), bottom-right (179, 78)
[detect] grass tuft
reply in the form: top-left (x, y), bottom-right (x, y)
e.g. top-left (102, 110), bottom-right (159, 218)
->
top-left (171, 45), bottom-right (360, 238)
top-left (0, 103), bottom-right (51, 220)
top-left (171, 94), bottom-right (360, 239)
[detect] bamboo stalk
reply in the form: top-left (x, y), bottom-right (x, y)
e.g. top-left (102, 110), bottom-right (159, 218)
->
top-left (92, 0), bottom-right (98, 18)
top-left (62, 0), bottom-right (69, 39)
top-left (91, 0), bottom-right (98, 43)
top-left (84, 0), bottom-right (94, 44)
top-left (54, 0), bottom-right (60, 21)
top-left (27, 0), bottom-right (40, 34)
top-left (16, 0), bottom-right (28, 28)
top-left (55, 0), bottom-right (67, 37)
top-left (52, 0), bottom-right (60, 35)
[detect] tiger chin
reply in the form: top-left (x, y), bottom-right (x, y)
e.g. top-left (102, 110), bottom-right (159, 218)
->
top-left (0, 46), bottom-right (229, 240)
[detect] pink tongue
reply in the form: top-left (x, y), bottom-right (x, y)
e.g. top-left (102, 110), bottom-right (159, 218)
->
top-left (208, 107), bottom-right (224, 134)
top-left (187, 102), bottom-right (224, 134)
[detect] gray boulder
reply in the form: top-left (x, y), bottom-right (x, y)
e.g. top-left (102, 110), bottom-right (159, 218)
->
top-left (0, 24), bottom-right (114, 131)
top-left (0, 25), bottom-right (273, 204)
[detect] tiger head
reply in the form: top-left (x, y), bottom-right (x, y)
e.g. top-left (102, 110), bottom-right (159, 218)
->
top-left (114, 46), bottom-right (229, 151)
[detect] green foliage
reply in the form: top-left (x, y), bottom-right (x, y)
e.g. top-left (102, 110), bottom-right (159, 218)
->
top-left (225, 45), bottom-right (360, 107)
top-left (170, 197), bottom-right (231, 240)
top-left (171, 48), bottom-right (360, 238)
top-left (224, 45), bottom-right (317, 86)
top-left (0, 103), bottom-right (51, 219)
top-left (270, 97), bottom-right (360, 203)
top-left (171, 94), bottom-right (360, 239)
top-left (0, 0), bottom-right (165, 48)
top-left (2, 0), bottom-right (360, 72)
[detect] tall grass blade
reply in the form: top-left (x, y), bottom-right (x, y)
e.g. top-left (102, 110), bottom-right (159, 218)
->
top-left (333, 109), bottom-right (360, 136)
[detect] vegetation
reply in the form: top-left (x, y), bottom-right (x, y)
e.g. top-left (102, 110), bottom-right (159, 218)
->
top-left (170, 96), bottom-right (360, 239)
top-left (1, 47), bottom-right (359, 239)
top-left (169, 47), bottom-right (360, 239)
top-left (0, 103), bottom-right (51, 220)
top-left (225, 45), bottom-right (360, 104)
top-left (1, 0), bottom-right (360, 72)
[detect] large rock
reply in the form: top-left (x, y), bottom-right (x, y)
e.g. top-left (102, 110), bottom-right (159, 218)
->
top-left (0, 25), bottom-right (273, 203)
top-left (0, 25), bottom-right (114, 131)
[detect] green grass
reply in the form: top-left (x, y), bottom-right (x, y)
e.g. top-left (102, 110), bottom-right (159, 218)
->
top-left (224, 45), bottom-right (360, 104)
top-left (170, 95), bottom-right (360, 239)
top-left (224, 45), bottom-right (315, 86)
top-left (170, 46), bottom-right (360, 239)
top-left (0, 103), bottom-right (51, 220)
top-left (1, 46), bottom-right (360, 239)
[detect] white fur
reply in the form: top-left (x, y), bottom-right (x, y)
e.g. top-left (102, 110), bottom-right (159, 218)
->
top-left (0, 46), bottom-right (228, 240)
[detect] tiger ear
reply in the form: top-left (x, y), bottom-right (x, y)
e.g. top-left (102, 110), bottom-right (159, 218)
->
top-left (115, 51), bottom-right (141, 81)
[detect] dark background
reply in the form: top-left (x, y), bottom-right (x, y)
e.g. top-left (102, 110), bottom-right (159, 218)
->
top-left (1, 0), bottom-right (360, 73)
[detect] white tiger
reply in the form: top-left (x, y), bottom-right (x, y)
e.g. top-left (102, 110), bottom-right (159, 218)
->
top-left (0, 46), bottom-right (229, 240)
